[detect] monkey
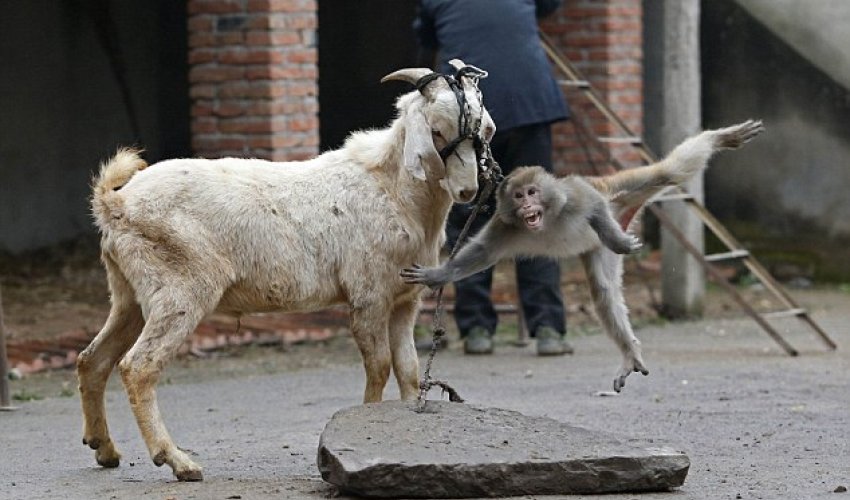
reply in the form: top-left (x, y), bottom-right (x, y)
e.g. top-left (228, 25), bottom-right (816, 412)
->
top-left (402, 119), bottom-right (765, 392)
top-left (404, 167), bottom-right (643, 284)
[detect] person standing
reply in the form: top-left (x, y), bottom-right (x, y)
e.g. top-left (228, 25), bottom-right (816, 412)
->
top-left (414, 0), bottom-right (572, 356)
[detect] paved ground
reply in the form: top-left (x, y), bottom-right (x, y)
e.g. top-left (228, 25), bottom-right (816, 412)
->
top-left (1, 289), bottom-right (848, 500)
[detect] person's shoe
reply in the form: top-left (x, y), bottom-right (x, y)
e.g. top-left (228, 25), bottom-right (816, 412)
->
top-left (463, 326), bottom-right (494, 355)
top-left (535, 327), bottom-right (574, 356)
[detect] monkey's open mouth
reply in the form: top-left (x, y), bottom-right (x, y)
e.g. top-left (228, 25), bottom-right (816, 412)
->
top-left (524, 211), bottom-right (543, 230)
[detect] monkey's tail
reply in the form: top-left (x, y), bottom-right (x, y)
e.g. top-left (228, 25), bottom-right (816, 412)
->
top-left (602, 120), bottom-right (764, 227)
top-left (91, 147), bottom-right (147, 231)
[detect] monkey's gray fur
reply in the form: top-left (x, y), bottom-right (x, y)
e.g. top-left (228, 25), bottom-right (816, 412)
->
top-left (402, 119), bottom-right (765, 392)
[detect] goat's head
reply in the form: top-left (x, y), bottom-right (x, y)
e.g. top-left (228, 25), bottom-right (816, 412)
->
top-left (382, 59), bottom-right (496, 204)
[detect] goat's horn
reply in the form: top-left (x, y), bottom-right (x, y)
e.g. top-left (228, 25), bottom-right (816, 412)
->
top-left (380, 68), bottom-right (434, 86)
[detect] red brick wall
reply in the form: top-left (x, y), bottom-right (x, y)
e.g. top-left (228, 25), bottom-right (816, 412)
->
top-left (540, 0), bottom-right (643, 176)
top-left (183, 0), bottom-right (640, 168)
top-left (187, 0), bottom-right (318, 161)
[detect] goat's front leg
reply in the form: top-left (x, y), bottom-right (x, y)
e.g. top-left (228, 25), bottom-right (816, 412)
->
top-left (581, 248), bottom-right (649, 392)
top-left (350, 301), bottom-right (392, 403)
top-left (388, 299), bottom-right (421, 400)
top-left (119, 292), bottom-right (211, 481)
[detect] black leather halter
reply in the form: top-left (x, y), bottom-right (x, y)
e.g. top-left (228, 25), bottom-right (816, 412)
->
top-left (415, 65), bottom-right (488, 163)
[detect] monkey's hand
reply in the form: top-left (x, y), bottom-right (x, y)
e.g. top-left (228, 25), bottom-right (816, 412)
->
top-left (613, 341), bottom-right (650, 392)
top-left (400, 264), bottom-right (450, 289)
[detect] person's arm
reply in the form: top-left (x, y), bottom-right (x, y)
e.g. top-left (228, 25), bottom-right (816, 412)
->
top-left (413, 1), bottom-right (439, 69)
top-left (535, 0), bottom-right (562, 18)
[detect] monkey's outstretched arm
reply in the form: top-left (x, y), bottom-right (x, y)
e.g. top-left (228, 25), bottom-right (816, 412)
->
top-left (588, 203), bottom-right (643, 255)
top-left (401, 223), bottom-right (511, 288)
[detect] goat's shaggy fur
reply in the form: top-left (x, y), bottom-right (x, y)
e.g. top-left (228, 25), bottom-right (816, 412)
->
top-left (77, 64), bottom-right (495, 481)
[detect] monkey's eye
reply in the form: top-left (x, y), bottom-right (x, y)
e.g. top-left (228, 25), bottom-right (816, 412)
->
top-left (528, 187), bottom-right (537, 196)
top-left (514, 192), bottom-right (523, 199)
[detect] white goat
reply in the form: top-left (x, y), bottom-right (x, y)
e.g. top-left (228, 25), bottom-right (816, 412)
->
top-left (77, 60), bottom-right (495, 481)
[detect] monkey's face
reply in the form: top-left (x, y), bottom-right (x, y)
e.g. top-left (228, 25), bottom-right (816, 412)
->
top-left (511, 184), bottom-right (545, 232)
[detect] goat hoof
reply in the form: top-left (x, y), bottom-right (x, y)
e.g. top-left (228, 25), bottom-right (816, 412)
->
top-left (153, 450), bottom-right (167, 467)
top-left (176, 469), bottom-right (203, 482)
top-left (96, 453), bottom-right (120, 468)
top-left (84, 437), bottom-right (101, 450)
top-left (95, 442), bottom-right (121, 468)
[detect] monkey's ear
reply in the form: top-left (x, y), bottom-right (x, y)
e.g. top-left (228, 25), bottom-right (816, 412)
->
top-left (402, 109), bottom-right (441, 181)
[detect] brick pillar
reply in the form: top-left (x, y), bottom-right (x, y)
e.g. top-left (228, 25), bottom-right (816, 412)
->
top-left (540, 0), bottom-right (643, 176)
top-left (187, 0), bottom-right (319, 161)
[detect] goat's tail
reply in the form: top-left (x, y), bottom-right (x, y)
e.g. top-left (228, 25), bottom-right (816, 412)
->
top-left (594, 119), bottom-right (764, 228)
top-left (91, 147), bottom-right (147, 231)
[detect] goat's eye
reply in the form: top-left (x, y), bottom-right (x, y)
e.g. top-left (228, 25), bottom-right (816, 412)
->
top-left (431, 130), bottom-right (443, 138)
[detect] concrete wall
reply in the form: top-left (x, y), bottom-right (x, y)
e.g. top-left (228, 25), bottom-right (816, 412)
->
top-left (0, 1), bottom-right (189, 254)
top-left (701, 0), bottom-right (850, 280)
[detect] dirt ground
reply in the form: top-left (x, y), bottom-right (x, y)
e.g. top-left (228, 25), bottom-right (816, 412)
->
top-left (1, 287), bottom-right (848, 500)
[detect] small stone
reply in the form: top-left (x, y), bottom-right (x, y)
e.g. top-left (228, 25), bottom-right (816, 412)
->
top-left (835, 485), bottom-right (847, 493)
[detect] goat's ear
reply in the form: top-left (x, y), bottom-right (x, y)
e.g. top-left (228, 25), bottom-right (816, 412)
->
top-left (482, 110), bottom-right (496, 142)
top-left (403, 109), bottom-right (441, 181)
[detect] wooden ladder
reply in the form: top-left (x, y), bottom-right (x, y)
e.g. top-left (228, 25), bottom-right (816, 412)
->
top-left (540, 32), bottom-right (837, 356)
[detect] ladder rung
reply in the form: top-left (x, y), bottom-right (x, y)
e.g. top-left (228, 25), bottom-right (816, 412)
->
top-left (704, 249), bottom-right (750, 262)
top-left (761, 308), bottom-right (807, 320)
top-left (557, 79), bottom-right (591, 89)
top-left (598, 136), bottom-right (643, 145)
top-left (652, 193), bottom-right (696, 202)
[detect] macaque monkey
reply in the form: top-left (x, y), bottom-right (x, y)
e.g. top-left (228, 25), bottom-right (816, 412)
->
top-left (402, 120), bottom-right (765, 391)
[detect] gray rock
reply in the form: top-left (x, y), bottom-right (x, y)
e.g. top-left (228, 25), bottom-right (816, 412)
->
top-left (317, 401), bottom-right (689, 498)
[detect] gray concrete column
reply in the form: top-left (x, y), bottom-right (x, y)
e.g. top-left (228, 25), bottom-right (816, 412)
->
top-left (656, 0), bottom-right (705, 318)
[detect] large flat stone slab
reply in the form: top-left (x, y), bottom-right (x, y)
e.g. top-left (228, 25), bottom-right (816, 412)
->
top-left (318, 401), bottom-right (689, 498)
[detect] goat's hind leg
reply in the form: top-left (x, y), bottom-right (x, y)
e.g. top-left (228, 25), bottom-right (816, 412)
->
top-left (119, 286), bottom-right (219, 481)
top-left (77, 256), bottom-right (144, 468)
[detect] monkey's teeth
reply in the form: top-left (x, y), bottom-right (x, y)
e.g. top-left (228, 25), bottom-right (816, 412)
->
top-left (524, 212), bottom-right (542, 229)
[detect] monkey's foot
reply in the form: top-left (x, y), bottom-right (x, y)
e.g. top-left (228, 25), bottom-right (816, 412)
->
top-left (613, 352), bottom-right (649, 393)
top-left (713, 119), bottom-right (765, 150)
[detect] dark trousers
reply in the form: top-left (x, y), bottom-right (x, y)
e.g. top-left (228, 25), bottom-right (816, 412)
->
top-left (446, 123), bottom-right (566, 338)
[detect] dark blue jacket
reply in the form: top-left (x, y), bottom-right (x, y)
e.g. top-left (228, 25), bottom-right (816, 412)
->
top-left (415, 0), bottom-right (569, 132)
